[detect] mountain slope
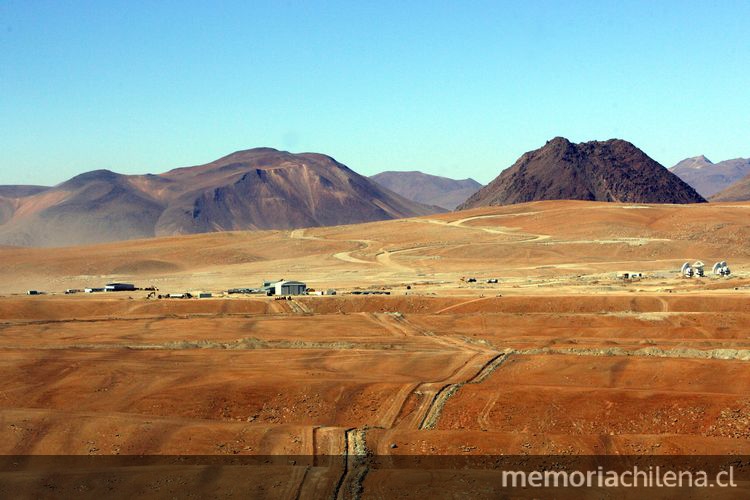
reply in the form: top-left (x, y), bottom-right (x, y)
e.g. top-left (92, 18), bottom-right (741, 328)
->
top-left (458, 137), bottom-right (706, 209)
top-left (370, 171), bottom-right (482, 210)
top-left (709, 172), bottom-right (750, 202)
top-left (670, 156), bottom-right (750, 198)
top-left (0, 149), bottom-right (442, 247)
top-left (155, 150), bottom-right (442, 234)
top-left (0, 170), bottom-right (170, 246)
top-left (0, 186), bottom-right (51, 227)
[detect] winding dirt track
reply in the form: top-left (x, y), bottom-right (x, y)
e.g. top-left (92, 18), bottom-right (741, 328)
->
top-left (416, 214), bottom-right (551, 242)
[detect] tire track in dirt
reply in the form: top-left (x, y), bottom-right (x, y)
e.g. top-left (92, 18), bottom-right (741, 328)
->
top-left (657, 297), bottom-right (670, 312)
top-left (379, 382), bottom-right (422, 428)
top-left (291, 224), bottom-right (447, 273)
top-left (373, 311), bottom-right (496, 353)
top-left (372, 311), bottom-right (493, 428)
top-left (364, 311), bottom-right (498, 430)
top-left (477, 392), bottom-right (500, 431)
top-left (389, 352), bottom-right (485, 430)
top-left (415, 214), bottom-right (550, 242)
top-left (397, 348), bottom-right (506, 430)
top-left (268, 300), bottom-right (291, 314)
top-left (363, 313), bottom-right (409, 337)
top-left (418, 353), bottom-right (511, 430)
top-left (393, 313), bottom-right (492, 353)
top-left (288, 299), bottom-right (311, 314)
top-left (290, 228), bottom-right (377, 266)
top-left (332, 250), bottom-right (372, 265)
top-left (374, 249), bottom-right (413, 272)
top-left (434, 297), bottom-right (491, 315)
top-left (332, 238), bottom-right (378, 265)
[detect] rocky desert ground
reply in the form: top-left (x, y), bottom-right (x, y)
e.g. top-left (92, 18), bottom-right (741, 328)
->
top-left (1, 200), bottom-right (749, 497)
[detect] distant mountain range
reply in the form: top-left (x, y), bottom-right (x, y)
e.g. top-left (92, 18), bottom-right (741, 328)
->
top-left (0, 148), bottom-right (442, 247)
top-left (7, 140), bottom-right (747, 247)
top-left (669, 155), bottom-right (750, 198)
top-left (458, 137), bottom-right (706, 209)
top-left (369, 171), bottom-right (482, 210)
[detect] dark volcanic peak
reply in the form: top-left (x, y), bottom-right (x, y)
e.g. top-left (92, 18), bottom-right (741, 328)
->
top-left (0, 149), bottom-right (442, 247)
top-left (458, 137), bottom-right (706, 210)
top-left (370, 171), bottom-right (482, 210)
top-left (671, 156), bottom-right (750, 198)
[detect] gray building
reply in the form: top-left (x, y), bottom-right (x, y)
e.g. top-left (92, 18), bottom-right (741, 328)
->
top-left (273, 280), bottom-right (307, 296)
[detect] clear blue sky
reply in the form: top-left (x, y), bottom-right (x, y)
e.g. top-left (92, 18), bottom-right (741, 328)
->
top-left (1, 0), bottom-right (749, 186)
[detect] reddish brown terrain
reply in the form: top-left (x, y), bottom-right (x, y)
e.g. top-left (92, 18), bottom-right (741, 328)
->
top-left (459, 137), bottom-right (705, 208)
top-left (1, 200), bottom-right (749, 496)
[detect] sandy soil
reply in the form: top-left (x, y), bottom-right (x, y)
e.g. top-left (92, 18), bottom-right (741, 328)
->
top-left (1, 200), bottom-right (749, 496)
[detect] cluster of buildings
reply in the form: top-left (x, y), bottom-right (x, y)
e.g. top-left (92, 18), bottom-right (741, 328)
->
top-left (27, 279), bottom-right (327, 299)
top-left (29, 283), bottom-right (142, 295)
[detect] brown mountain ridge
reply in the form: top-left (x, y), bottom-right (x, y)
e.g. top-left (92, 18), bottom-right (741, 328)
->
top-left (0, 148), bottom-right (443, 247)
top-left (670, 155), bottom-right (750, 197)
top-left (458, 137), bottom-right (706, 209)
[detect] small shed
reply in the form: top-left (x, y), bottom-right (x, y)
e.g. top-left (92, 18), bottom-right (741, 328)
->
top-left (274, 280), bottom-right (306, 296)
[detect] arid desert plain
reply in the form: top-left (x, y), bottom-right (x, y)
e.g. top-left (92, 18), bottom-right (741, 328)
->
top-left (1, 200), bottom-right (750, 497)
